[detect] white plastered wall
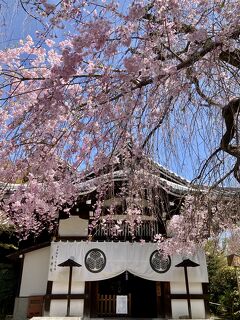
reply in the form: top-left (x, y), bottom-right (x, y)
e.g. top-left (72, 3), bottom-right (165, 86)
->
top-left (52, 281), bottom-right (85, 294)
top-left (49, 300), bottom-right (84, 317)
top-left (58, 216), bottom-right (88, 237)
top-left (171, 282), bottom-right (202, 294)
top-left (171, 299), bottom-right (205, 319)
top-left (50, 216), bottom-right (87, 317)
top-left (171, 282), bottom-right (206, 319)
top-left (50, 281), bottom-right (85, 317)
top-left (20, 246), bottom-right (50, 296)
top-left (47, 241), bottom-right (208, 318)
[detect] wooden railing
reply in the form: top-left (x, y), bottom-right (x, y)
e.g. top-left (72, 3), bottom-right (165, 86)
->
top-left (97, 294), bottom-right (131, 317)
top-left (93, 220), bottom-right (161, 240)
top-left (97, 294), bottom-right (116, 316)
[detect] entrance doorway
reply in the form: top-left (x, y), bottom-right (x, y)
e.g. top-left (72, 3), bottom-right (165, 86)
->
top-left (90, 273), bottom-right (159, 318)
top-left (131, 274), bottom-right (157, 318)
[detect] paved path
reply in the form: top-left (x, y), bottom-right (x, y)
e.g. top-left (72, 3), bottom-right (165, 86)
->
top-left (31, 317), bottom-right (209, 320)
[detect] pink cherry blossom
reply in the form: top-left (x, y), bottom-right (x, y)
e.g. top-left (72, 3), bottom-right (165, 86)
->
top-left (0, 0), bottom-right (239, 253)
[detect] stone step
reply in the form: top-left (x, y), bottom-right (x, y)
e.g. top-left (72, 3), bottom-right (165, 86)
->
top-left (31, 318), bottom-right (82, 320)
top-left (31, 318), bottom-right (208, 320)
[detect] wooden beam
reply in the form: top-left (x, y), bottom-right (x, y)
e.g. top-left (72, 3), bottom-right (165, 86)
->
top-left (170, 293), bottom-right (208, 299)
top-left (7, 242), bottom-right (50, 260)
top-left (55, 236), bottom-right (88, 241)
top-left (45, 294), bottom-right (85, 300)
top-left (44, 293), bottom-right (85, 312)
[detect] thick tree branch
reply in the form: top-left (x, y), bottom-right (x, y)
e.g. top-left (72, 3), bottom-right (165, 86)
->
top-left (135, 27), bottom-right (240, 92)
top-left (186, 68), bottom-right (221, 107)
top-left (219, 49), bottom-right (240, 69)
top-left (221, 98), bottom-right (240, 151)
top-left (221, 98), bottom-right (240, 183)
top-left (193, 147), bottom-right (222, 183)
top-left (211, 168), bottom-right (235, 188)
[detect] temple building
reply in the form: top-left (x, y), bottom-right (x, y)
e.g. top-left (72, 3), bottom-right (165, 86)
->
top-left (9, 156), bottom-right (209, 319)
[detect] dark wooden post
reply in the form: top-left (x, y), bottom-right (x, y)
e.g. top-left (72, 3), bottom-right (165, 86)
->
top-left (44, 281), bottom-right (53, 312)
top-left (183, 265), bottom-right (192, 319)
top-left (163, 282), bottom-right (172, 319)
top-left (58, 258), bottom-right (82, 317)
top-left (83, 282), bottom-right (91, 319)
top-left (175, 259), bottom-right (200, 319)
top-left (202, 283), bottom-right (210, 319)
top-left (66, 266), bottom-right (73, 316)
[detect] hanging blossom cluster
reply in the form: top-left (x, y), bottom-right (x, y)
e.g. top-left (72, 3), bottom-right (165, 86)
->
top-left (0, 0), bottom-right (240, 247)
top-left (1, 156), bottom-right (79, 238)
top-left (155, 194), bottom-right (240, 255)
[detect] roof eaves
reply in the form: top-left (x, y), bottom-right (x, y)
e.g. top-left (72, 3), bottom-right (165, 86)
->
top-left (7, 241), bottom-right (50, 260)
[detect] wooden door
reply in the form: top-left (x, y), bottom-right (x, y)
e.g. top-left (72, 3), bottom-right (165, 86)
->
top-left (156, 281), bottom-right (172, 318)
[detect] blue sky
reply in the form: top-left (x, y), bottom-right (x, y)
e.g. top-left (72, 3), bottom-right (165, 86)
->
top-left (0, 0), bottom-right (214, 182)
top-left (0, 0), bottom-right (42, 49)
top-left (0, 0), bottom-right (237, 185)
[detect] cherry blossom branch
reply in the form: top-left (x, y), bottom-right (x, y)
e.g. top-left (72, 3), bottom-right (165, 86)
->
top-left (186, 68), bottom-right (222, 108)
top-left (219, 49), bottom-right (240, 69)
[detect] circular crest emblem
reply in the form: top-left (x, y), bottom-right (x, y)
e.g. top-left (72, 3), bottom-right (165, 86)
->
top-left (85, 248), bottom-right (106, 273)
top-left (150, 250), bottom-right (171, 273)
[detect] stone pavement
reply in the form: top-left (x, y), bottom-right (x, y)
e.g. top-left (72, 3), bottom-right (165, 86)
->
top-left (30, 317), bottom-right (209, 320)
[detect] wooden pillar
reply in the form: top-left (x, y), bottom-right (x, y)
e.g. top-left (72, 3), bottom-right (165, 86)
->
top-left (66, 266), bottom-right (73, 316)
top-left (84, 281), bottom-right (98, 318)
top-left (202, 283), bottom-right (210, 319)
top-left (163, 282), bottom-right (172, 319)
top-left (156, 282), bottom-right (162, 318)
top-left (83, 282), bottom-right (91, 319)
top-left (44, 281), bottom-right (53, 312)
top-left (184, 266), bottom-right (192, 319)
top-left (157, 282), bottom-right (172, 319)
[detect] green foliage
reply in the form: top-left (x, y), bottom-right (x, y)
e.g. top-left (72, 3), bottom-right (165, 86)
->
top-left (206, 241), bottom-right (240, 320)
top-left (0, 243), bottom-right (18, 251)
